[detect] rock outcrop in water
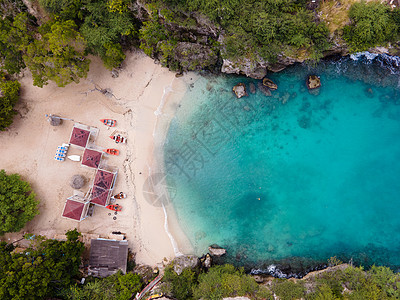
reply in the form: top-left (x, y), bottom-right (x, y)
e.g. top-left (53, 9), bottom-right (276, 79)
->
top-left (208, 244), bottom-right (227, 256)
top-left (307, 75), bottom-right (321, 89)
top-left (262, 78), bottom-right (278, 90)
top-left (233, 83), bottom-right (247, 98)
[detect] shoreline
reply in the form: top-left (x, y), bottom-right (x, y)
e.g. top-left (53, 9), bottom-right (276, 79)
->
top-left (131, 64), bottom-right (196, 264)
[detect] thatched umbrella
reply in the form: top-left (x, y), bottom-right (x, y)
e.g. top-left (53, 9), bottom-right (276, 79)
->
top-left (70, 175), bottom-right (85, 189)
top-left (45, 114), bottom-right (62, 126)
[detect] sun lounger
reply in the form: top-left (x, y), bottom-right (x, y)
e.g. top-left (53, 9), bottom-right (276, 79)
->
top-left (55, 152), bottom-right (66, 157)
top-left (61, 143), bottom-right (70, 148)
top-left (57, 146), bottom-right (68, 151)
top-left (57, 149), bottom-right (67, 154)
top-left (54, 156), bottom-right (65, 161)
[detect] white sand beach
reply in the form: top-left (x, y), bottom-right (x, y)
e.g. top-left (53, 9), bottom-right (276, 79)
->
top-left (0, 50), bottom-right (193, 266)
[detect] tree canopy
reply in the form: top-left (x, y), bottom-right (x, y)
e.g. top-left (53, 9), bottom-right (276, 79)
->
top-left (344, 1), bottom-right (399, 52)
top-left (0, 169), bottom-right (39, 235)
top-left (23, 19), bottom-right (90, 87)
top-left (0, 229), bottom-right (84, 299)
top-left (0, 75), bottom-right (20, 130)
top-left (62, 271), bottom-right (143, 300)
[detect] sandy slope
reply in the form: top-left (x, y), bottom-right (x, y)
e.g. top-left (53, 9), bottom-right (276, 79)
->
top-left (0, 50), bottom-right (191, 266)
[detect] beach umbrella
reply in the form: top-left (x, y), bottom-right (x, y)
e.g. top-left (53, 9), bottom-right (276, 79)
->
top-left (70, 175), bottom-right (85, 189)
top-left (46, 114), bottom-right (62, 126)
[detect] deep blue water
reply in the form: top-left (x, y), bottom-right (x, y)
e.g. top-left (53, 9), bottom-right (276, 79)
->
top-left (163, 55), bottom-right (400, 275)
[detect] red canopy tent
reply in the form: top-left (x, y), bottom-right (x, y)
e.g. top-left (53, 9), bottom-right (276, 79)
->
top-left (90, 186), bottom-right (111, 206)
top-left (82, 148), bottom-right (102, 169)
top-left (69, 126), bottom-right (90, 148)
top-left (62, 196), bottom-right (90, 221)
top-left (89, 169), bottom-right (117, 206)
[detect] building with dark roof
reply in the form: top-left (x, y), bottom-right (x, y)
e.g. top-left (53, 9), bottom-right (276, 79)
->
top-left (88, 239), bottom-right (128, 277)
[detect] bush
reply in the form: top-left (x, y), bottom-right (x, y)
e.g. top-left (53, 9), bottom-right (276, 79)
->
top-left (0, 169), bottom-right (39, 234)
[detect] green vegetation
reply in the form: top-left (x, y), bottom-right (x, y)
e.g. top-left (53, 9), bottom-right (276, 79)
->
top-left (0, 229), bottom-right (84, 299)
top-left (23, 19), bottom-right (90, 87)
top-left (162, 262), bottom-right (400, 300)
top-left (142, 0), bottom-right (331, 65)
top-left (39, 0), bottom-right (137, 70)
top-left (0, 169), bottom-right (39, 235)
top-left (271, 279), bottom-right (306, 300)
top-left (0, 75), bottom-right (20, 130)
top-left (343, 1), bottom-right (399, 52)
top-left (162, 264), bottom-right (272, 300)
top-left (1, 0), bottom-right (400, 85)
top-left (62, 271), bottom-right (143, 300)
top-left (164, 266), bottom-right (198, 299)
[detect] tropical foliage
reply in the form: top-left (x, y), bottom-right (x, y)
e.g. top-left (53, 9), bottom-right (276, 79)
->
top-left (0, 229), bottom-right (84, 299)
top-left (0, 169), bottom-right (39, 234)
top-left (162, 262), bottom-right (400, 300)
top-left (0, 75), bottom-right (20, 130)
top-left (343, 1), bottom-right (399, 52)
top-left (39, 0), bottom-right (137, 70)
top-left (62, 271), bottom-right (143, 300)
top-left (23, 19), bottom-right (90, 87)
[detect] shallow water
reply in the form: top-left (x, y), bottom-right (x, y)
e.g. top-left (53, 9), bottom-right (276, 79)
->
top-left (163, 56), bottom-right (400, 274)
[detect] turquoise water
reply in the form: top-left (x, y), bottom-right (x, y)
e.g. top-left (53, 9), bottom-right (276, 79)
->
top-left (164, 57), bottom-right (400, 274)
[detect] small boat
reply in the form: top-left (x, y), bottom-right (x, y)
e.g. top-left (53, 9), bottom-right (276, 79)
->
top-left (67, 155), bottom-right (81, 162)
top-left (112, 192), bottom-right (126, 199)
top-left (106, 204), bottom-right (122, 211)
top-left (104, 148), bottom-right (119, 155)
top-left (100, 119), bottom-right (116, 127)
top-left (146, 294), bottom-right (164, 300)
top-left (110, 134), bottom-right (127, 144)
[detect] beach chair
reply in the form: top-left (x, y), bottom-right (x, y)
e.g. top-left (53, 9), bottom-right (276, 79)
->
top-left (54, 156), bottom-right (65, 161)
top-left (55, 152), bottom-right (66, 157)
top-left (57, 149), bottom-right (67, 154)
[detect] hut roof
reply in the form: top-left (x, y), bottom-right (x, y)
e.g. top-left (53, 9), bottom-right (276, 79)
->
top-left (70, 127), bottom-right (90, 148)
top-left (62, 199), bottom-right (86, 221)
top-left (82, 149), bottom-right (102, 169)
top-left (88, 239), bottom-right (128, 277)
top-left (90, 186), bottom-right (110, 206)
top-left (94, 169), bottom-right (115, 190)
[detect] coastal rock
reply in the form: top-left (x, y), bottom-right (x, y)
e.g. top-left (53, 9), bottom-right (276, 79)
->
top-left (133, 265), bottom-right (155, 283)
top-left (262, 78), bottom-right (278, 90)
top-left (208, 244), bottom-right (227, 256)
top-left (172, 255), bottom-right (199, 275)
top-left (173, 42), bottom-right (218, 71)
top-left (257, 83), bottom-right (272, 96)
top-left (306, 75), bottom-right (321, 89)
top-left (233, 83), bottom-right (247, 98)
top-left (252, 274), bottom-right (272, 283)
top-left (200, 253), bottom-right (212, 268)
top-left (221, 58), bottom-right (267, 79)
